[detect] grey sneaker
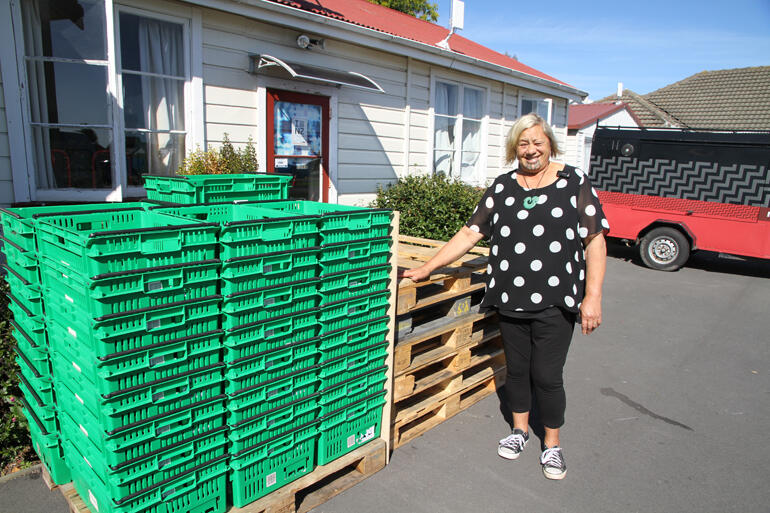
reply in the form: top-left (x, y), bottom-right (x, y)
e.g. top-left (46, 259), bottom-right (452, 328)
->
top-left (540, 446), bottom-right (567, 480)
top-left (498, 429), bottom-right (529, 460)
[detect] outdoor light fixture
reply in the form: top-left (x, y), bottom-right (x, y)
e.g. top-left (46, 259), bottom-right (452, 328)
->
top-left (296, 34), bottom-right (324, 50)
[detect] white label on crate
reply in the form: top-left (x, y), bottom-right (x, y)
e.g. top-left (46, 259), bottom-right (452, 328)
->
top-left (72, 361), bottom-right (81, 373)
top-left (83, 456), bottom-right (93, 469)
top-left (67, 327), bottom-right (77, 339)
top-left (80, 424), bottom-right (89, 438)
top-left (89, 490), bottom-right (99, 511)
top-left (75, 393), bottom-right (84, 405)
top-left (61, 260), bottom-right (70, 267)
top-left (360, 425), bottom-right (375, 444)
top-left (64, 294), bottom-right (74, 303)
top-left (266, 472), bottom-right (277, 488)
top-left (347, 434), bottom-right (356, 448)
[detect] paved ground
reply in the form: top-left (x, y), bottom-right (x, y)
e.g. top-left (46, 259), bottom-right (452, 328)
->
top-left (2, 242), bottom-right (769, 513)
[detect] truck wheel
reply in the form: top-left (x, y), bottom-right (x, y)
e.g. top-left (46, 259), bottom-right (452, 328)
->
top-left (639, 227), bottom-right (690, 271)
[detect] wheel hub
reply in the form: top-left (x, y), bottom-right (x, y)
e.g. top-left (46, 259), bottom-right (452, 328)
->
top-left (650, 238), bottom-right (678, 263)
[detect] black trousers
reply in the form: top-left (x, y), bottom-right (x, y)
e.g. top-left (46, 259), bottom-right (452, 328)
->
top-left (498, 310), bottom-right (576, 429)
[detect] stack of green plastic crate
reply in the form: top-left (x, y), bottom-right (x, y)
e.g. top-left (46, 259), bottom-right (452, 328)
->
top-left (143, 174), bottom-right (293, 204)
top-left (32, 209), bottom-right (228, 513)
top-left (0, 203), bottom-right (156, 486)
top-left (258, 201), bottom-right (392, 467)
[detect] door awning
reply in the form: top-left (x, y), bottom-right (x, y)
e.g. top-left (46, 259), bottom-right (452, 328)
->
top-left (252, 55), bottom-right (384, 93)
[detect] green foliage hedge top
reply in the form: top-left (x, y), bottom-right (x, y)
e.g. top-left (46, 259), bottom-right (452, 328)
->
top-left (372, 174), bottom-right (484, 242)
top-left (178, 134), bottom-right (258, 175)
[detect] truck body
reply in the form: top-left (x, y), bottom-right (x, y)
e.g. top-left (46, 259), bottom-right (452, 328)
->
top-left (588, 127), bottom-right (770, 270)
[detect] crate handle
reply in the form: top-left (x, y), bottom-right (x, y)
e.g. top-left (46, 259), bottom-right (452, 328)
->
top-left (257, 220), bottom-right (293, 241)
top-left (151, 378), bottom-right (190, 404)
top-left (347, 355), bottom-right (367, 370)
top-left (347, 213), bottom-right (373, 230)
top-left (263, 316), bottom-right (293, 339)
top-left (160, 473), bottom-right (196, 501)
top-left (148, 345), bottom-right (187, 368)
top-left (145, 306), bottom-right (186, 331)
top-left (347, 378), bottom-right (368, 395)
top-left (264, 347), bottom-right (293, 371)
top-left (347, 240), bottom-right (372, 260)
top-left (266, 409), bottom-right (293, 429)
top-left (265, 379), bottom-right (293, 400)
top-left (346, 403), bottom-right (368, 420)
top-left (155, 410), bottom-right (193, 438)
top-left (267, 434), bottom-right (294, 456)
top-left (143, 268), bottom-right (184, 294)
top-left (157, 441), bottom-right (194, 469)
top-left (139, 231), bottom-right (182, 255)
top-left (263, 287), bottom-right (292, 308)
top-left (347, 325), bottom-right (369, 343)
top-left (347, 297), bottom-right (369, 316)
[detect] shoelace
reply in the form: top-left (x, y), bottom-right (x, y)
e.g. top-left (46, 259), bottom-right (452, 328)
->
top-left (540, 447), bottom-right (564, 467)
top-left (500, 433), bottom-right (527, 452)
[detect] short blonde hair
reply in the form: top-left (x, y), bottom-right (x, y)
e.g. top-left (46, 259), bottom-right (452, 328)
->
top-left (504, 113), bottom-right (561, 165)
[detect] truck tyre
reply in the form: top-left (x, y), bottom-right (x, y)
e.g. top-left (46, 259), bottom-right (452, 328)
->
top-left (639, 227), bottom-right (690, 271)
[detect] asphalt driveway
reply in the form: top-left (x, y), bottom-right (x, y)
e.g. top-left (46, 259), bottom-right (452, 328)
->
top-left (2, 242), bottom-right (768, 513)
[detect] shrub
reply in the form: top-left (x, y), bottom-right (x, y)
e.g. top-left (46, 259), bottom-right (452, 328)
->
top-left (372, 174), bottom-right (485, 242)
top-left (0, 279), bottom-right (33, 474)
top-left (178, 134), bottom-right (259, 175)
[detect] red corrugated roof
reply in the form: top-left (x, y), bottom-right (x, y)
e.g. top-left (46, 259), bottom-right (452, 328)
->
top-left (264, 0), bottom-right (572, 88)
top-left (568, 103), bottom-right (628, 129)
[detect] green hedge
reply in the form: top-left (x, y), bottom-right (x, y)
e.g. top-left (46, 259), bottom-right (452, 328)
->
top-left (372, 174), bottom-right (484, 242)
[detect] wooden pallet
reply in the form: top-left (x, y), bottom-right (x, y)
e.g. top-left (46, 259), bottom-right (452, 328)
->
top-left (40, 464), bottom-right (59, 491)
top-left (57, 439), bottom-right (386, 513)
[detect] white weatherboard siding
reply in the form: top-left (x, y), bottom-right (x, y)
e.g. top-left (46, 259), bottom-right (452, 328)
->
top-left (565, 108), bottom-right (638, 171)
top-left (0, 64), bottom-right (13, 206)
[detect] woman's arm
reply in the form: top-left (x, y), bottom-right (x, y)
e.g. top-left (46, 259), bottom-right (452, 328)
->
top-left (580, 232), bottom-right (607, 335)
top-left (402, 226), bottom-right (485, 282)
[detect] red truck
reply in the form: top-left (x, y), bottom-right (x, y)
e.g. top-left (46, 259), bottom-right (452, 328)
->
top-left (588, 127), bottom-right (770, 270)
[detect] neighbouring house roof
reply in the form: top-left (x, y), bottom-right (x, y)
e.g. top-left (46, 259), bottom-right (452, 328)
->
top-left (567, 102), bottom-right (639, 130)
top-left (597, 66), bottom-right (770, 130)
top-left (597, 89), bottom-right (680, 127)
top-left (263, 0), bottom-right (573, 89)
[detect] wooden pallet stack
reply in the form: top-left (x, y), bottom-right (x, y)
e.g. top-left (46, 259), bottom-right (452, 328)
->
top-left (392, 235), bottom-right (505, 449)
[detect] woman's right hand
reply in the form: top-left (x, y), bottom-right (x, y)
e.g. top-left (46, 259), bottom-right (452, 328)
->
top-left (401, 266), bottom-right (432, 282)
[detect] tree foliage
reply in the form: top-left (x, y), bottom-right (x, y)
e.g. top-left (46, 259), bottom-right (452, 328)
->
top-left (368, 0), bottom-right (439, 22)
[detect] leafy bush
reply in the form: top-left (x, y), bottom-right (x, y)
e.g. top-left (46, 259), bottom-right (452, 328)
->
top-left (178, 134), bottom-right (258, 175)
top-left (0, 279), bottom-right (34, 474)
top-left (372, 174), bottom-right (485, 242)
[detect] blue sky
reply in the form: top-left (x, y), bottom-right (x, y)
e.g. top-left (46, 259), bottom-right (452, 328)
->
top-left (435, 0), bottom-right (770, 101)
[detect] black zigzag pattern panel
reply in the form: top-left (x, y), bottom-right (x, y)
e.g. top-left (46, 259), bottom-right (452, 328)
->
top-left (589, 156), bottom-right (770, 207)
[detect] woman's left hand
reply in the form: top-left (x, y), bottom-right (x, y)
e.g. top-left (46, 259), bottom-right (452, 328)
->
top-left (579, 294), bottom-right (602, 335)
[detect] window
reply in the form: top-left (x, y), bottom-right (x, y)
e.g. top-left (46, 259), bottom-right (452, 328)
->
top-left (520, 97), bottom-right (552, 123)
top-left (433, 80), bottom-right (485, 183)
top-left (19, 0), bottom-right (190, 197)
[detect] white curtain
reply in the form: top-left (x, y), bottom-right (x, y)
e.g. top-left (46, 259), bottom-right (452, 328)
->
top-left (461, 88), bottom-right (483, 182)
top-left (22, 1), bottom-right (55, 188)
top-left (434, 82), bottom-right (456, 176)
top-left (138, 17), bottom-right (183, 176)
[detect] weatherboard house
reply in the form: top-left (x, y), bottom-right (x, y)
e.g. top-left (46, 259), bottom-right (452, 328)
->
top-left (0, 0), bottom-right (586, 206)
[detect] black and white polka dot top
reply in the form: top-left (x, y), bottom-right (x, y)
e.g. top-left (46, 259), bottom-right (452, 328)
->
top-left (466, 165), bottom-right (609, 315)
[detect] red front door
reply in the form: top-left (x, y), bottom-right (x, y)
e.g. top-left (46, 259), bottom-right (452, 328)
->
top-left (266, 90), bottom-right (330, 202)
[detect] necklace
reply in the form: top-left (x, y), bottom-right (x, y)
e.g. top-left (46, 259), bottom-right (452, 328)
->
top-left (521, 166), bottom-right (548, 209)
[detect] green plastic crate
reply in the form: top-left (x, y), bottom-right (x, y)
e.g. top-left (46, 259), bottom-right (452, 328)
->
top-left (0, 235), bottom-right (40, 283)
top-left (16, 363), bottom-right (54, 405)
top-left (228, 393), bottom-right (320, 453)
top-left (319, 366), bottom-right (387, 416)
top-left (226, 366), bottom-right (320, 424)
top-left (45, 295), bottom-right (221, 357)
top-left (11, 318), bottom-right (49, 365)
top-left (317, 391), bottom-right (385, 465)
top-left (319, 236), bottom-right (392, 274)
top-left (318, 316), bottom-right (389, 361)
top-left (224, 337), bottom-right (320, 397)
top-left (318, 264), bottom-right (391, 304)
top-left (144, 173), bottom-right (292, 204)
top-left (222, 278), bottom-right (319, 328)
top-left (41, 259), bottom-right (220, 320)
top-left (255, 200), bottom-right (392, 243)
top-left (318, 290), bottom-right (390, 333)
top-left (0, 203), bottom-right (149, 253)
top-left (6, 293), bottom-right (46, 342)
top-left (60, 411), bottom-right (227, 501)
top-left (14, 343), bottom-right (50, 382)
top-left (52, 357), bottom-right (225, 432)
top-left (57, 392), bottom-right (226, 467)
top-left (54, 328), bottom-right (223, 396)
top-left (36, 209), bottom-right (218, 276)
top-left (19, 376), bottom-right (58, 434)
top-left (65, 438), bottom-right (227, 513)
top-left (223, 308), bottom-right (319, 362)
top-left (319, 341), bottom-right (389, 389)
top-left (151, 203), bottom-right (320, 259)
top-left (229, 424), bottom-right (317, 508)
top-left (2, 265), bottom-right (44, 316)
top-left (221, 247), bottom-right (319, 294)
top-left (22, 396), bottom-right (71, 485)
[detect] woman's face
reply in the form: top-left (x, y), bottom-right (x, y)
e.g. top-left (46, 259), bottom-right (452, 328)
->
top-left (516, 125), bottom-right (551, 172)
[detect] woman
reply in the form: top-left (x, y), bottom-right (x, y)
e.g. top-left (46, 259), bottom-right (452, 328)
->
top-left (403, 113), bottom-right (608, 480)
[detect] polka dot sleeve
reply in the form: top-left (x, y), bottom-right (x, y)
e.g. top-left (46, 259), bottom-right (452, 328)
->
top-left (464, 179), bottom-right (501, 239)
top-left (576, 170), bottom-right (610, 240)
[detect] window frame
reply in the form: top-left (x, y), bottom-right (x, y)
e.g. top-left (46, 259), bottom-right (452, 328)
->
top-left (429, 74), bottom-right (489, 186)
top-left (9, 0), bottom-right (201, 202)
top-left (519, 95), bottom-right (553, 123)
